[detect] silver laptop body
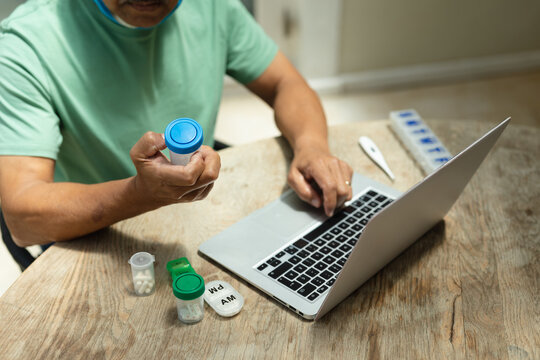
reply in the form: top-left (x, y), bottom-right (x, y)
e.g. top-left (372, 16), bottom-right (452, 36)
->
top-left (199, 118), bottom-right (510, 320)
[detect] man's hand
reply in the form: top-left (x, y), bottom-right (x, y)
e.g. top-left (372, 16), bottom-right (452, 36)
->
top-left (129, 131), bottom-right (221, 207)
top-left (246, 50), bottom-right (353, 217)
top-left (288, 145), bottom-right (353, 217)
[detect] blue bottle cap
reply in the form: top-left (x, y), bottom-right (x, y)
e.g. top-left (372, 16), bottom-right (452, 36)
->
top-left (165, 118), bottom-right (203, 155)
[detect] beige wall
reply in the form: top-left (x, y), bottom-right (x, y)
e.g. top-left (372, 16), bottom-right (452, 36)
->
top-left (340, 0), bottom-right (540, 73)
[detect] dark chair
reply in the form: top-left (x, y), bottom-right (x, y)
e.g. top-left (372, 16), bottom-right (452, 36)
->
top-left (213, 139), bottom-right (230, 151)
top-left (0, 210), bottom-right (35, 271)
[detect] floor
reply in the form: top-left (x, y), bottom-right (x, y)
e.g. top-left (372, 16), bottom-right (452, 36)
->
top-left (1, 70), bottom-right (539, 296)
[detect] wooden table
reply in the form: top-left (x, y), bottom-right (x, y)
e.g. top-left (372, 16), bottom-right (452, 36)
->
top-left (0, 120), bottom-right (538, 359)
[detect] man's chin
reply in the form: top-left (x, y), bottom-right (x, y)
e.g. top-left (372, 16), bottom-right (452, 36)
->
top-left (119, 7), bottom-right (169, 27)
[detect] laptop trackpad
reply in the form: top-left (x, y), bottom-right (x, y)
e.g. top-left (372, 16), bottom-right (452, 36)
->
top-left (252, 190), bottom-right (323, 238)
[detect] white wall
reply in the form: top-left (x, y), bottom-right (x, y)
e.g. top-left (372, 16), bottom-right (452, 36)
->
top-left (339, 0), bottom-right (540, 73)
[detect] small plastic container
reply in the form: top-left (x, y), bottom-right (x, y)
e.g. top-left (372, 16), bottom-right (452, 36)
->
top-left (204, 280), bottom-right (244, 317)
top-left (164, 118), bottom-right (203, 166)
top-left (128, 252), bottom-right (156, 296)
top-left (173, 272), bottom-right (205, 324)
top-left (166, 257), bottom-right (196, 281)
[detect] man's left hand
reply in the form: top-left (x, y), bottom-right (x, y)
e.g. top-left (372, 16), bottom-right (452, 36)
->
top-left (287, 146), bottom-right (353, 217)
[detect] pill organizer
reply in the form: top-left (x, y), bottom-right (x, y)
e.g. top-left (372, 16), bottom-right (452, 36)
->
top-left (390, 109), bottom-right (452, 174)
top-left (204, 280), bottom-right (244, 317)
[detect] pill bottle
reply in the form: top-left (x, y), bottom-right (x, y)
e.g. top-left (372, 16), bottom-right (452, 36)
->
top-left (173, 272), bottom-right (205, 324)
top-left (164, 118), bottom-right (203, 166)
top-left (128, 252), bottom-right (156, 296)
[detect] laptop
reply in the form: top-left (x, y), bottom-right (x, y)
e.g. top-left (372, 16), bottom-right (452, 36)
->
top-left (199, 118), bottom-right (510, 320)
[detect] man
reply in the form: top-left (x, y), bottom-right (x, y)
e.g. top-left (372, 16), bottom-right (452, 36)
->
top-left (0, 0), bottom-right (353, 261)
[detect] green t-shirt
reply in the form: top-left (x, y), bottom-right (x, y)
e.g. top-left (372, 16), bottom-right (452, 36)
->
top-left (0, 0), bottom-right (277, 184)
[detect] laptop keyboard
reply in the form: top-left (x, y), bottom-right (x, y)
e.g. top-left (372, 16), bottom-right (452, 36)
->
top-left (254, 189), bottom-right (394, 302)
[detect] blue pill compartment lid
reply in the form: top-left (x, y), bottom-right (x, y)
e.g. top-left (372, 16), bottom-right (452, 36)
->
top-left (165, 118), bottom-right (204, 154)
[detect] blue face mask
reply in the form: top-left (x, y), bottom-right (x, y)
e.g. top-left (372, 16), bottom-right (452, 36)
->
top-left (92, 0), bottom-right (182, 29)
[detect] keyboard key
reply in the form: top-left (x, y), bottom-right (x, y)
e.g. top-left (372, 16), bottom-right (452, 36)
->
top-left (360, 195), bottom-right (371, 202)
top-left (306, 268), bottom-right (319, 277)
top-left (317, 285), bottom-right (329, 293)
top-left (285, 270), bottom-right (299, 280)
top-left (278, 277), bottom-right (301, 291)
top-left (297, 283), bottom-right (317, 297)
top-left (319, 246), bottom-right (332, 254)
top-left (360, 219), bottom-right (368, 225)
top-left (268, 262), bottom-right (292, 279)
top-left (346, 217), bottom-right (357, 224)
top-left (361, 206), bottom-right (371, 213)
top-left (330, 228), bottom-right (341, 235)
top-left (376, 195), bottom-right (388, 202)
top-left (342, 205), bottom-right (355, 213)
top-left (320, 270), bottom-right (333, 279)
top-left (322, 255), bottom-right (336, 265)
top-left (266, 258), bottom-right (281, 267)
top-left (329, 264), bottom-right (342, 273)
top-left (302, 258), bottom-right (316, 267)
top-left (338, 222), bottom-right (349, 230)
top-left (337, 258), bottom-right (347, 266)
top-left (275, 251), bottom-right (286, 258)
top-left (352, 224), bottom-right (363, 231)
top-left (293, 239), bottom-right (309, 248)
top-left (284, 246), bottom-right (298, 255)
top-left (367, 213), bottom-right (374, 219)
top-left (347, 239), bottom-right (357, 246)
top-left (328, 240), bottom-right (340, 248)
top-left (327, 278), bottom-right (336, 286)
top-left (367, 190), bottom-right (377, 197)
top-left (293, 264), bottom-right (307, 273)
top-left (297, 250), bottom-right (310, 258)
top-left (257, 263), bottom-right (268, 271)
top-left (353, 211), bottom-right (364, 218)
top-left (339, 244), bottom-right (352, 252)
top-left (289, 256), bottom-right (301, 264)
top-left (344, 230), bottom-right (355, 237)
top-left (308, 292), bottom-right (320, 301)
top-left (304, 212), bottom-right (347, 241)
top-left (314, 239), bottom-right (325, 246)
top-left (306, 244), bottom-right (318, 252)
top-left (369, 201), bottom-right (378, 207)
top-left (331, 250), bottom-right (344, 258)
top-left (314, 262), bottom-right (327, 271)
top-left (337, 235), bottom-right (348, 242)
top-left (311, 252), bottom-right (324, 261)
top-left (297, 274), bottom-right (310, 284)
top-left (311, 277), bottom-right (325, 286)
top-left (382, 199), bottom-right (393, 207)
top-left (352, 199), bottom-right (362, 208)
top-left (323, 233), bottom-right (333, 241)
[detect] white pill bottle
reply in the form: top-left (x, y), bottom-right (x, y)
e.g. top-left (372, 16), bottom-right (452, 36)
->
top-left (128, 252), bottom-right (156, 296)
top-left (164, 118), bottom-right (204, 166)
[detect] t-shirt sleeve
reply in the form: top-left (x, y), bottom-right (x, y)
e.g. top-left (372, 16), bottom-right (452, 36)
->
top-left (224, 0), bottom-right (278, 84)
top-left (0, 33), bottom-right (62, 159)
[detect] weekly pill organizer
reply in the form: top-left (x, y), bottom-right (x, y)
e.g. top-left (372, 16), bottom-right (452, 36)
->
top-left (390, 109), bottom-right (453, 174)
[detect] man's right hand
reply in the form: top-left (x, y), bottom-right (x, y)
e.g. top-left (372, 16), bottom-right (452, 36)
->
top-left (129, 131), bottom-right (221, 207)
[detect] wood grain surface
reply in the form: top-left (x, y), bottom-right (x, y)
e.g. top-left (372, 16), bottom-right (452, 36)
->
top-left (0, 120), bottom-right (538, 359)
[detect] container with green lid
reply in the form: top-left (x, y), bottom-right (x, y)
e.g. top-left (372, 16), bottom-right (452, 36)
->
top-left (166, 257), bottom-right (196, 282)
top-left (173, 272), bottom-right (205, 323)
